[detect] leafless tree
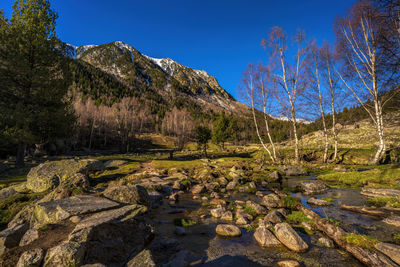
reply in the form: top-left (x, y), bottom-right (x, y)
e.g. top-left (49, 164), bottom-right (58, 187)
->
top-left (263, 27), bottom-right (308, 163)
top-left (335, 1), bottom-right (399, 164)
top-left (241, 63), bottom-right (277, 162)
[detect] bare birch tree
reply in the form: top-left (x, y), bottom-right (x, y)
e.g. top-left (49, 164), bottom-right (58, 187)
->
top-left (241, 63), bottom-right (276, 162)
top-left (263, 27), bottom-right (308, 163)
top-left (335, 1), bottom-right (398, 164)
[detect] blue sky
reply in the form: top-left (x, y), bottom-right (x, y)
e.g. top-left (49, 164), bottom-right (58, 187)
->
top-left (2, 0), bottom-right (356, 100)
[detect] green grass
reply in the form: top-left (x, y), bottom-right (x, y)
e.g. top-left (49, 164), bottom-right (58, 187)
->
top-left (173, 218), bottom-right (197, 227)
top-left (243, 206), bottom-right (258, 217)
top-left (286, 211), bottom-right (312, 224)
top-left (0, 192), bottom-right (45, 230)
top-left (152, 159), bottom-right (204, 170)
top-left (346, 233), bottom-right (378, 249)
top-left (283, 196), bottom-right (301, 209)
top-left (366, 197), bottom-right (400, 208)
top-left (326, 218), bottom-right (341, 226)
top-left (393, 233), bottom-right (400, 240)
top-left (318, 166), bottom-right (400, 189)
top-left (321, 197), bottom-right (336, 202)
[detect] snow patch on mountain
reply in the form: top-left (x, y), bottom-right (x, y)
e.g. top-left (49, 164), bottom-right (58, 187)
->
top-left (272, 115), bottom-right (312, 124)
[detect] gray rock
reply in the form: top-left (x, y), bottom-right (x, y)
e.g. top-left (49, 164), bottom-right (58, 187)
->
top-left (210, 207), bottom-right (225, 218)
top-left (216, 224), bottom-right (242, 237)
top-left (0, 224), bottom-right (28, 255)
top-left (361, 188), bottom-right (400, 199)
top-left (103, 184), bottom-right (151, 207)
top-left (16, 248), bottom-right (44, 267)
top-left (127, 249), bottom-right (156, 267)
top-left (217, 177), bottom-right (229, 186)
top-left (254, 226), bottom-right (282, 248)
top-left (307, 197), bottom-right (332, 206)
top-left (205, 182), bottom-right (219, 192)
top-left (221, 211), bottom-right (233, 221)
top-left (274, 222), bottom-right (308, 252)
top-left (191, 184), bottom-right (205, 194)
top-left (246, 201), bottom-right (268, 215)
top-left (148, 191), bottom-right (163, 208)
top-left (0, 186), bottom-right (18, 201)
top-left (226, 181), bottom-right (237, 191)
top-left (26, 159), bottom-right (104, 193)
top-left (318, 237), bottom-right (334, 248)
top-left (262, 193), bottom-right (284, 208)
top-left (44, 205), bottom-right (152, 266)
top-left (32, 195), bottom-right (120, 227)
top-left (300, 180), bottom-right (328, 195)
top-left (375, 242), bottom-right (400, 265)
top-left (264, 210), bottom-right (284, 224)
top-left (268, 171), bottom-right (282, 181)
top-left (19, 229), bottom-right (39, 246)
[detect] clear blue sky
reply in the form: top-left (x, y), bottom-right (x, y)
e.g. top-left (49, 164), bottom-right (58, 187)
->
top-left (2, 0), bottom-right (356, 100)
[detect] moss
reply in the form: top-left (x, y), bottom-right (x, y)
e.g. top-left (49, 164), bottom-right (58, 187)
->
top-left (173, 218), bottom-right (197, 227)
top-left (318, 166), bottom-right (400, 189)
top-left (346, 233), bottom-right (378, 249)
top-left (246, 224), bottom-right (258, 232)
top-left (393, 233), bottom-right (400, 240)
top-left (324, 218), bottom-right (341, 226)
top-left (283, 196), bottom-right (301, 209)
top-left (180, 179), bottom-right (191, 186)
top-left (243, 206), bottom-right (258, 217)
top-left (0, 192), bottom-right (44, 229)
top-left (321, 197), bottom-right (336, 202)
top-left (286, 211), bottom-right (311, 224)
top-left (366, 197), bottom-right (400, 208)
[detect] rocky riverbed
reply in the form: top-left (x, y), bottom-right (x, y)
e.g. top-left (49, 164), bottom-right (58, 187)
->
top-left (0, 158), bottom-right (400, 266)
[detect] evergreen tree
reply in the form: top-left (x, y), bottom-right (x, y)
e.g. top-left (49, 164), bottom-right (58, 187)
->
top-left (212, 111), bottom-right (237, 150)
top-left (0, 0), bottom-right (75, 166)
top-left (196, 126), bottom-right (211, 158)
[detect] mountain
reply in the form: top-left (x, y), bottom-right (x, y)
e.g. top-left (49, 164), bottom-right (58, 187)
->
top-left (67, 41), bottom-right (247, 114)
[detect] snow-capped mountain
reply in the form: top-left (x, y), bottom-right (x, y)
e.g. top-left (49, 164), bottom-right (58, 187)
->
top-left (272, 115), bottom-right (312, 125)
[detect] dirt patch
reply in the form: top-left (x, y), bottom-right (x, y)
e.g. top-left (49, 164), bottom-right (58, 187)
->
top-left (0, 221), bottom-right (76, 267)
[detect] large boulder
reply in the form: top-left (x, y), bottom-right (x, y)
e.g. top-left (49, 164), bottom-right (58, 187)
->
top-left (361, 188), bottom-right (400, 199)
top-left (26, 159), bottom-right (104, 193)
top-left (264, 210), bottom-right (285, 224)
top-left (215, 224), bottom-right (242, 237)
top-left (44, 204), bottom-right (152, 266)
top-left (32, 195), bottom-right (120, 227)
top-left (375, 242), bottom-right (400, 265)
top-left (245, 201), bottom-right (268, 215)
top-left (253, 226), bottom-right (281, 248)
top-left (19, 228), bottom-right (39, 246)
top-left (274, 223), bottom-right (308, 252)
top-left (103, 184), bottom-right (151, 207)
top-left (16, 248), bottom-right (44, 267)
top-left (300, 180), bottom-right (328, 195)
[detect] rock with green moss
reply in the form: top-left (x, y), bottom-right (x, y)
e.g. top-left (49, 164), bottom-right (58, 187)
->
top-left (103, 184), bottom-right (151, 207)
top-left (32, 195), bottom-right (120, 227)
top-left (0, 187), bottom-right (18, 201)
top-left (44, 204), bottom-right (152, 266)
top-left (215, 224), bottom-right (241, 237)
top-left (262, 193), bottom-right (284, 208)
top-left (26, 159), bottom-right (104, 193)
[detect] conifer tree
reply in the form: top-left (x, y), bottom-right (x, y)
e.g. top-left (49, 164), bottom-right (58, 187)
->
top-left (0, 0), bottom-right (75, 166)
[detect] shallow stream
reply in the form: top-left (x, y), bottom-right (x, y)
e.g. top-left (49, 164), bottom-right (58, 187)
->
top-left (149, 175), bottom-right (399, 266)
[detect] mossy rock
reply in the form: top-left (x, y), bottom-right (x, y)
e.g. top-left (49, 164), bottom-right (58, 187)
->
top-left (26, 159), bottom-right (104, 193)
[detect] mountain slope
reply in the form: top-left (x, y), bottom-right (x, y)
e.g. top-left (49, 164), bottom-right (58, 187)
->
top-left (68, 41), bottom-right (246, 114)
